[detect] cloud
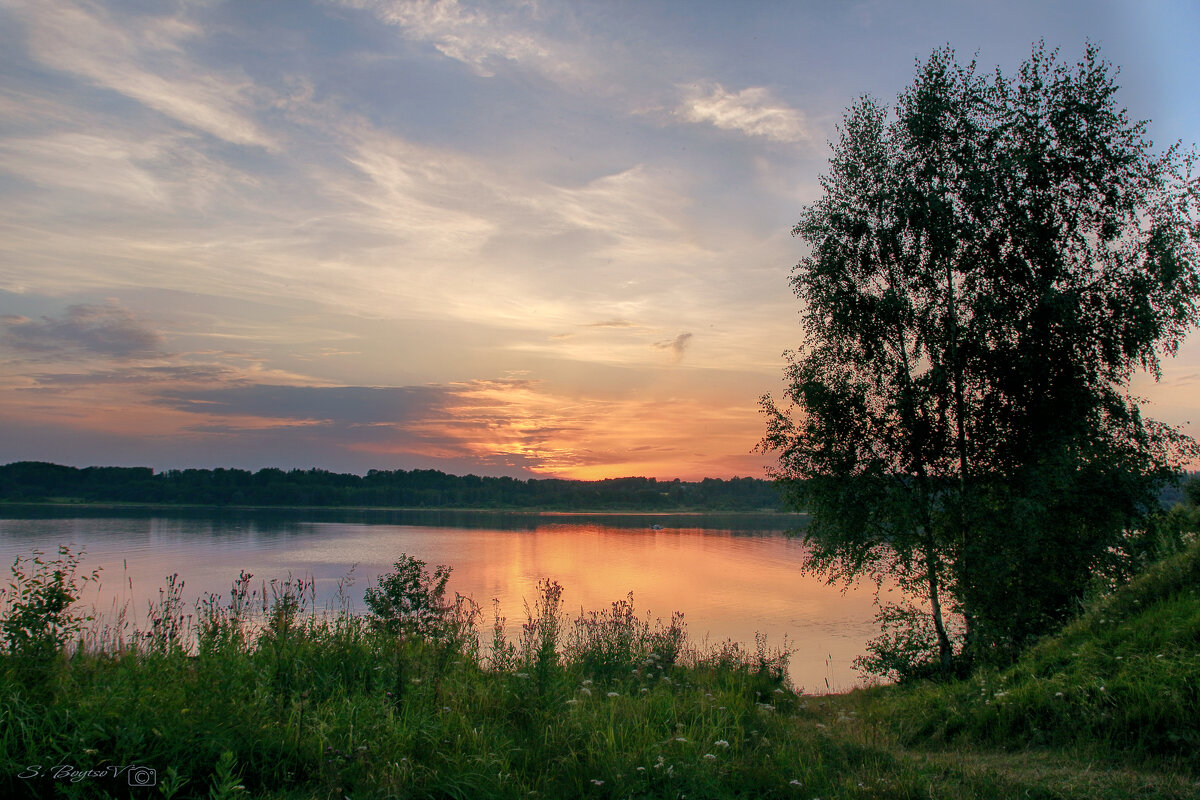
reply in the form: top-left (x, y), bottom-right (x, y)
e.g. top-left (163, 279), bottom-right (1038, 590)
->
top-left (0, 133), bottom-right (166, 206)
top-left (154, 384), bottom-right (477, 424)
top-left (677, 82), bottom-right (808, 143)
top-left (11, 0), bottom-right (274, 149)
top-left (27, 365), bottom-right (241, 386)
top-left (2, 302), bottom-right (166, 359)
top-left (336, 0), bottom-right (591, 84)
top-left (653, 332), bottom-right (693, 362)
top-left (584, 319), bottom-right (638, 328)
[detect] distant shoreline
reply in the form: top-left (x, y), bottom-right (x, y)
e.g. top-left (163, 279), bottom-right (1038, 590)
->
top-left (0, 500), bottom-right (806, 517)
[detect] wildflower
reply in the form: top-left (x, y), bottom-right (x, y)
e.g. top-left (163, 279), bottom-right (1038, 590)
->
top-left (703, 753), bottom-right (716, 760)
top-left (515, 672), bottom-right (530, 679)
top-left (640, 687), bottom-right (649, 693)
top-left (583, 679), bottom-right (593, 685)
top-left (713, 740), bottom-right (729, 748)
top-left (580, 687), bottom-right (592, 696)
top-left (1054, 692), bottom-right (1064, 697)
top-left (675, 736), bottom-right (687, 742)
top-left (607, 691), bottom-right (620, 697)
top-left (590, 779), bottom-right (604, 786)
top-left (789, 779), bottom-right (802, 786)
top-left (566, 698), bottom-right (579, 705)
top-left (636, 767), bottom-right (646, 772)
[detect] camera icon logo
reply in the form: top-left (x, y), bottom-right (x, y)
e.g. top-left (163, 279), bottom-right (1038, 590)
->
top-left (128, 766), bottom-right (157, 787)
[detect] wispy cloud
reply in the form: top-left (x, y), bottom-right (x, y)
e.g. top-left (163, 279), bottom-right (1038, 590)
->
top-left (336, 0), bottom-right (593, 84)
top-left (28, 365), bottom-right (244, 386)
top-left (584, 319), bottom-right (639, 329)
top-left (677, 82), bottom-right (808, 143)
top-left (10, 0), bottom-right (274, 149)
top-left (0, 133), bottom-right (167, 206)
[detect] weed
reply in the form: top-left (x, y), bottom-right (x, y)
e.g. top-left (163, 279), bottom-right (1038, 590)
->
top-left (0, 544), bottom-right (1193, 799)
top-left (0, 545), bottom-right (98, 674)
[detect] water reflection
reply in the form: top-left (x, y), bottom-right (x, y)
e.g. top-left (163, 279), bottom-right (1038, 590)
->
top-left (0, 509), bottom-right (876, 693)
top-left (0, 504), bottom-right (807, 532)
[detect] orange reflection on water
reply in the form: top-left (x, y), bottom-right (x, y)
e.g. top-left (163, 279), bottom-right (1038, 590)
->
top-left (434, 524), bottom-right (882, 692)
top-left (1, 516), bottom-right (886, 693)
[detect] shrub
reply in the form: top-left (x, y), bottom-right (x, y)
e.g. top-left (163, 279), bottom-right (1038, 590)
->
top-left (363, 554), bottom-right (451, 640)
top-left (0, 545), bottom-right (98, 665)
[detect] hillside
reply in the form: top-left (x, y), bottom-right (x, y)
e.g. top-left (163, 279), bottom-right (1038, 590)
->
top-left (825, 540), bottom-right (1200, 798)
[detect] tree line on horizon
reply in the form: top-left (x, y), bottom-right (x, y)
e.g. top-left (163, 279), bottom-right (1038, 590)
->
top-left (0, 461), bottom-right (786, 511)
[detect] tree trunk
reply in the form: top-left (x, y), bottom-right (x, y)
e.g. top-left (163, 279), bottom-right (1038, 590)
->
top-left (925, 541), bottom-right (954, 671)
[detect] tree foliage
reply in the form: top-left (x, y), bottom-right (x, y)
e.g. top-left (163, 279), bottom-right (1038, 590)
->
top-left (762, 43), bottom-right (1200, 673)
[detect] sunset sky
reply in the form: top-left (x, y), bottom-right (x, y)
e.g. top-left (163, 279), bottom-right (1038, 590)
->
top-left (1, 0), bottom-right (1198, 480)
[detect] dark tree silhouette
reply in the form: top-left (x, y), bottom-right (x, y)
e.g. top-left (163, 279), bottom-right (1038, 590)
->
top-left (762, 43), bottom-right (1200, 674)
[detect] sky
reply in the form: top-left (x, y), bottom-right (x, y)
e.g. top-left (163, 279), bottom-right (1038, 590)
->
top-left (1, 0), bottom-right (1198, 481)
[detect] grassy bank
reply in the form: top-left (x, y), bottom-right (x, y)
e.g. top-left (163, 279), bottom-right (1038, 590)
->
top-left (1, 546), bottom-right (1197, 799)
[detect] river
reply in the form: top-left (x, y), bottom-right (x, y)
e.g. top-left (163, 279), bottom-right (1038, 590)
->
top-left (0, 507), bottom-right (880, 692)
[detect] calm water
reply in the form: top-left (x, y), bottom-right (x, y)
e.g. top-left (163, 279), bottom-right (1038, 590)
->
top-left (0, 508), bottom-right (880, 692)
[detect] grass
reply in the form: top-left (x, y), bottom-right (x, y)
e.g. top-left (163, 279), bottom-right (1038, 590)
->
top-left (1, 546), bottom-right (1198, 799)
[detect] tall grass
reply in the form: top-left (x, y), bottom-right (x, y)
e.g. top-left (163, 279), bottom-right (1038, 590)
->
top-left (2, 546), bottom-right (1195, 799)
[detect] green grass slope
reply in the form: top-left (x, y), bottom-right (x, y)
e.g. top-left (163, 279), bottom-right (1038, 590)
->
top-left (854, 542), bottom-right (1200, 791)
